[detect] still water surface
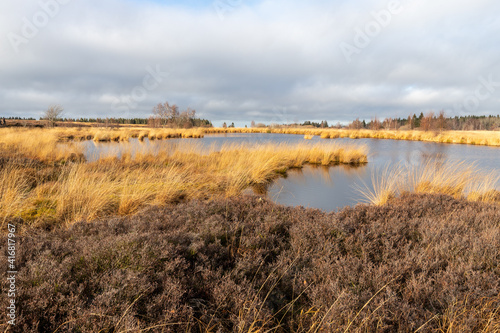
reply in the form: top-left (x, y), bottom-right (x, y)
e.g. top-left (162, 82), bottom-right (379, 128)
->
top-left (80, 133), bottom-right (500, 212)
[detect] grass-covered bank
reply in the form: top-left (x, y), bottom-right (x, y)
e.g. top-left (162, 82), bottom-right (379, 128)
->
top-left (1, 193), bottom-right (499, 332)
top-left (0, 127), bottom-right (204, 161)
top-left (0, 130), bottom-right (367, 227)
top-left (205, 128), bottom-right (500, 147)
top-left (2, 127), bottom-right (500, 150)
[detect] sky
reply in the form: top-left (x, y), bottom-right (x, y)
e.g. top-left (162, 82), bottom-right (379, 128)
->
top-left (1, 0), bottom-right (499, 126)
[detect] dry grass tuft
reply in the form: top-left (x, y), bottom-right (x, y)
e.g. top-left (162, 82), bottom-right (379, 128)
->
top-left (358, 160), bottom-right (500, 205)
top-left (355, 165), bottom-right (404, 205)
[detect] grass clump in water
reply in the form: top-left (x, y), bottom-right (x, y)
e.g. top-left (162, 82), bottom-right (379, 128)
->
top-left (357, 160), bottom-right (500, 206)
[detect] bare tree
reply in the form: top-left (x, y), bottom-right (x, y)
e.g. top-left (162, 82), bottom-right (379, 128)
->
top-left (178, 107), bottom-right (196, 128)
top-left (168, 104), bottom-right (179, 125)
top-left (152, 102), bottom-right (187, 127)
top-left (370, 117), bottom-right (381, 130)
top-left (186, 107), bottom-right (196, 120)
top-left (152, 102), bottom-right (169, 127)
top-left (44, 104), bottom-right (64, 127)
top-left (407, 114), bottom-right (415, 130)
top-left (148, 116), bottom-right (160, 128)
top-left (421, 111), bottom-right (434, 131)
top-left (381, 117), bottom-right (398, 130)
top-left (437, 110), bottom-right (447, 132)
top-left (349, 118), bottom-right (363, 130)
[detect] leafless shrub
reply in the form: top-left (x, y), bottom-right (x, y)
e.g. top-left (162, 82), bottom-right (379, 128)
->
top-left (42, 104), bottom-right (64, 127)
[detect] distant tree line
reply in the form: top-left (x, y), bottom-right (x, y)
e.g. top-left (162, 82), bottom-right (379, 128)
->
top-left (255, 112), bottom-right (499, 131)
top-left (249, 120), bottom-right (331, 128)
top-left (70, 115), bottom-right (212, 128)
top-left (2, 114), bottom-right (212, 128)
top-left (347, 112), bottom-right (500, 131)
top-left (445, 115), bottom-right (500, 131)
top-left (301, 120), bottom-right (329, 128)
top-left (3, 116), bottom-right (36, 120)
top-left (69, 118), bottom-right (149, 125)
top-left (0, 116), bottom-right (37, 127)
top-left (37, 117), bottom-right (151, 126)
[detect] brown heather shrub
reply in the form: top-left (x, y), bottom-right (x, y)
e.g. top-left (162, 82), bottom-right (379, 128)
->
top-left (1, 193), bottom-right (499, 332)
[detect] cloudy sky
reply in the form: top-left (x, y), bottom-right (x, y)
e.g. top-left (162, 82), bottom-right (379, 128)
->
top-left (1, 0), bottom-right (499, 126)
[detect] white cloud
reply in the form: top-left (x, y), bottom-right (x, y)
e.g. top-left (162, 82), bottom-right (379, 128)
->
top-left (0, 0), bottom-right (499, 122)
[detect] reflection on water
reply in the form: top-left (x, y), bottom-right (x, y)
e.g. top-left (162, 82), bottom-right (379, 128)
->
top-left (268, 137), bottom-right (499, 212)
top-left (77, 133), bottom-right (500, 212)
top-left (265, 164), bottom-right (370, 211)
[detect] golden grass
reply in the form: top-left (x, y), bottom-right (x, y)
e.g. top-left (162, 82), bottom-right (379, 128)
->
top-left (0, 128), bottom-right (85, 162)
top-left (3, 126), bottom-right (497, 226)
top-left (358, 161), bottom-right (500, 205)
top-left (355, 165), bottom-right (404, 206)
top-left (0, 163), bottom-right (32, 225)
top-left (205, 127), bottom-right (500, 147)
top-left (3, 127), bottom-right (499, 153)
top-left (0, 126), bottom-right (203, 146)
top-left (0, 129), bottom-right (367, 226)
top-left (0, 127), bottom-right (208, 165)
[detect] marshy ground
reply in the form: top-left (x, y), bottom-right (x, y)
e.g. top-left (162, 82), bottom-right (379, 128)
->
top-left (1, 127), bottom-right (499, 332)
top-left (0, 127), bottom-right (367, 227)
